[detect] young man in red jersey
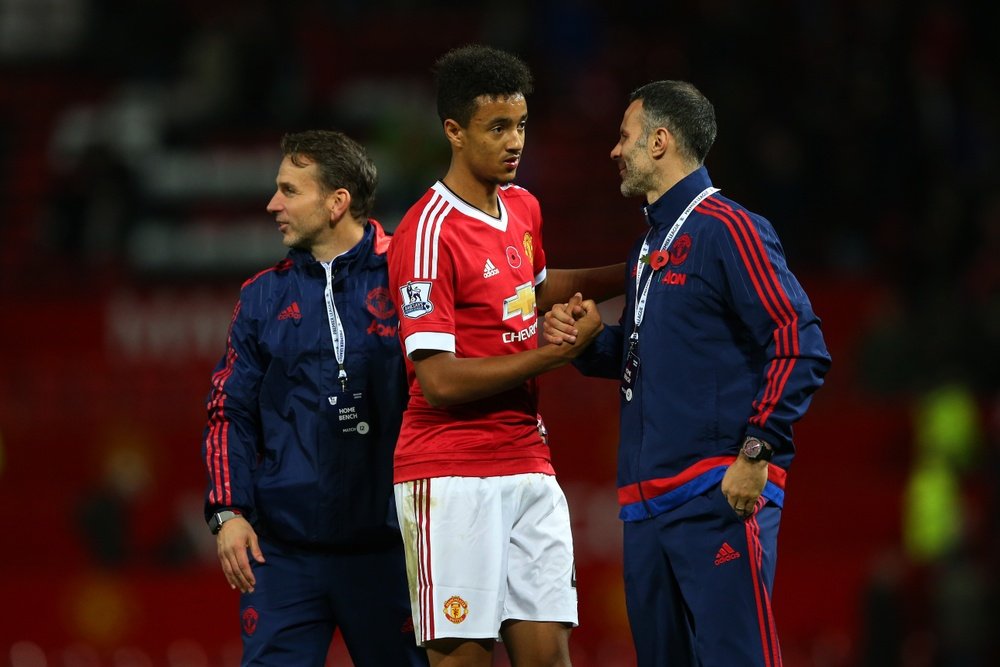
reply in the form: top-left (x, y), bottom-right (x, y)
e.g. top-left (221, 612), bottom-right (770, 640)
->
top-left (387, 45), bottom-right (622, 666)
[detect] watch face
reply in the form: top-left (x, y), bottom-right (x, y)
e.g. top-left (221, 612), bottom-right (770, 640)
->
top-left (743, 439), bottom-right (762, 458)
top-left (742, 437), bottom-right (774, 461)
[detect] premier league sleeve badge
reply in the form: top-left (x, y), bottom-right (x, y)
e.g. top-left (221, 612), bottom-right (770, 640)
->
top-left (399, 281), bottom-right (434, 319)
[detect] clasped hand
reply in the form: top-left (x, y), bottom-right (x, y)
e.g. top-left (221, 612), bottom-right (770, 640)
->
top-left (543, 292), bottom-right (603, 352)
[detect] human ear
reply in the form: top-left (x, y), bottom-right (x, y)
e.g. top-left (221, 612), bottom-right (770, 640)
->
top-left (444, 119), bottom-right (464, 149)
top-left (650, 127), bottom-right (671, 158)
top-left (327, 188), bottom-right (352, 221)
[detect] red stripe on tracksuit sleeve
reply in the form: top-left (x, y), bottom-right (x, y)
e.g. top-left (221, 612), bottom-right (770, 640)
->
top-left (206, 351), bottom-right (234, 505)
top-left (726, 204), bottom-right (800, 426)
top-left (205, 302), bottom-right (241, 506)
top-left (698, 199), bottom-right (798, 429)
top-left (758, 357), bottom-right (794, 426)
top-left (698, 201), bottom-right (791, 425)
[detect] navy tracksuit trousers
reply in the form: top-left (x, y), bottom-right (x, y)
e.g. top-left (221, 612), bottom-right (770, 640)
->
top-left (239, 538), bottom-right (427, 667)
top-left (624, 485), bottom-right (783, 667)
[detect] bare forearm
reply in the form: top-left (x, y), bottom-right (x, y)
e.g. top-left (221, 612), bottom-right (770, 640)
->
top-left (538, 264), bottom-right (625, 310)
top-left (414, 345), bottom-right (583, 408)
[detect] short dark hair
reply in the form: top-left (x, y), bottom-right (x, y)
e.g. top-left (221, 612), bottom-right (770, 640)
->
top-left (434, 44), bottom-right (534, 126)
top-left (279, 130), bottom-right (377, 220)
top-left (629, 81), bottom-right (717, 165)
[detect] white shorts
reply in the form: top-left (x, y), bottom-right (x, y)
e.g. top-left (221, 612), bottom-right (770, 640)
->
top-left (394, 473), bottom-right (578, 645)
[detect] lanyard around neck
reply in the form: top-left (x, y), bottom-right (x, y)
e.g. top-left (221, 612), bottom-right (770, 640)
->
top-left (322, 263), bottom-right (348, 390)
top-left (631, 186), bottom-right (719, 342)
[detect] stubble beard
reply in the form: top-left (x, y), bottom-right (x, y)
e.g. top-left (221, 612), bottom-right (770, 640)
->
top-left (618, 140), bottom-right (654, 198)
top-left (620, 167), bottom-right (653, 199)
top-left (280, 227), bottom-right (299, 249)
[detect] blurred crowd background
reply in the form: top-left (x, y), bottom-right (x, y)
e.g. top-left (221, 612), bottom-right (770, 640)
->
top-left (0, 0), bottom-right (997, 665)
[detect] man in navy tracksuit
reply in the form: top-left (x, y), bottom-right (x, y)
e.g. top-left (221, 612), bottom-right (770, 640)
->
top-left (545, 81), bottom-right (831, 666)
top-left (202, 130), bottom-right (427, 666)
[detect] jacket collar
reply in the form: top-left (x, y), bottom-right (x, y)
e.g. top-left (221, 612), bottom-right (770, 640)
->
top-left (287, 219), bottom-right (388, 269)
top-left (644, 166), bottom-right (714, 229)
top-left (370, 218), bottom-right (391, 256)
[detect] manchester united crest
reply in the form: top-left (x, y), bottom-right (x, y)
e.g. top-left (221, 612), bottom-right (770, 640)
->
top-left (242, 606), bottom-right (259, 636)
top-left (522, 232), bottom-right (534, 265)
top-left (443, 595), bottom-right (469, 624)
top-left (670, 233), bottom-right (692, 266)
top-left (366, 286), bottom-right (395, 320)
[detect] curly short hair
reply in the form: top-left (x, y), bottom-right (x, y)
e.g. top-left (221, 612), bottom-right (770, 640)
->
top-left (434, 44), bottom-right (534, 127)
top-left (629, 81), bottom-right (717, 166)
top-left (279, 130), bottom-right (378, 220)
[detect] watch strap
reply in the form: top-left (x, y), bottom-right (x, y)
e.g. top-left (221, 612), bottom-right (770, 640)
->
top-left (209, 508), bottom-right (243, 535)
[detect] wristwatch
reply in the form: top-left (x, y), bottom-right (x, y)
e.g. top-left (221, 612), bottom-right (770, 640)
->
top-left (740, 436), bottom-right (774, 462)
top-left (208, 509), bottom-right (243, 535)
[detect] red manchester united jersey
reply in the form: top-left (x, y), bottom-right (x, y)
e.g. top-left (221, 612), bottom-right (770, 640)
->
top-left (388, 181), bottom-right (552, 482)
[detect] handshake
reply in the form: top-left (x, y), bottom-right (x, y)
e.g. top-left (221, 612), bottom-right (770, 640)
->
top-left (543, 292), bottom-right (604, 356)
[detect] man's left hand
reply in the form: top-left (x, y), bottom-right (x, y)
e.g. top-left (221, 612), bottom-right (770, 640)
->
top-left (721, 456), bottom-right (768, 519)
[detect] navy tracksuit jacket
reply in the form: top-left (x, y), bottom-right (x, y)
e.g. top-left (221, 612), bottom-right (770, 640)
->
top-left (202, 220), bottom-right (405, 548)
top-left (574, 167), bottom-right (830, 667)
top-left (201, 220), bottom-right (425, 667)
top-left (575, 167), bottom-right (831, 521)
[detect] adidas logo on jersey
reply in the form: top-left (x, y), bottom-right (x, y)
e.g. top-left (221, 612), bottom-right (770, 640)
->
top-left (483, 258), bottom-right (500, 278)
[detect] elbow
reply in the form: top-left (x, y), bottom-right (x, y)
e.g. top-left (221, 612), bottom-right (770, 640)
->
top-left (412, 351), bottom-right (467, 408)
top-left (416, 375), bottom-right (461, 408)
top-left (421, 382), bottom-right (447, 408)
top-left (423, 393), bottom-right (450, 409)
top-left (422, 388), bottom-right (460, 409)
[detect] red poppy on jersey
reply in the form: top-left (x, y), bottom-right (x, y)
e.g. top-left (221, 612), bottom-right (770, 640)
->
top-left (506, 245), bottom-right (522, 268)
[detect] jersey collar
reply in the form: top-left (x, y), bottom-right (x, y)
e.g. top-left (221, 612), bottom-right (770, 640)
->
top-left (432, 181), bottom-right (509, 232)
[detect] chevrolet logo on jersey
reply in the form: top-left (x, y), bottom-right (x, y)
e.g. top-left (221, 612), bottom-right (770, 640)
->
top-left (503, 281), bottom-right (536, 321)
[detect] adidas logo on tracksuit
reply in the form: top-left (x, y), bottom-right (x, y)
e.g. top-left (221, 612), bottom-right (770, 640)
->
top-left (278, 302), bottom-right (302, 320)
top-left (714, 542), bottom-right (741, 566)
